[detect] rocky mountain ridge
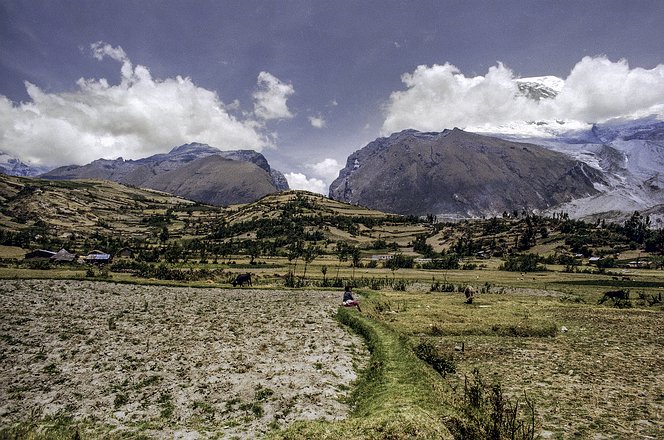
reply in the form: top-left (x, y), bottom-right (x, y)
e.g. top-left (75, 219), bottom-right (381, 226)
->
top-left (0, 151), bottom-right (49, 177)
top-left (40, 143), bottom-right (288, 206)
top-left (329, 128), bottom-right (605, 217)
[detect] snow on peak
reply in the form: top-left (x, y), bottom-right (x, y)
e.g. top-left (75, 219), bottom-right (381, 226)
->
top-left (467, 119), bottom-right (591, 139)
top-left (515, 76), bottom-right (565, 92)
top-left (515, 76), bottom-right (565, 101)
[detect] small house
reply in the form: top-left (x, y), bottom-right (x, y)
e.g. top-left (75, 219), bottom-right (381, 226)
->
top-left (116, 247), bottom-right (133, 258)
top-left (25, 249), bottom-right (56, 259)
top-left (85, 252), bottom-right (112, 265)
top-left (50, 249), bottom-right (77, 263)
top-left (371, 254), bottom-right (393, 261)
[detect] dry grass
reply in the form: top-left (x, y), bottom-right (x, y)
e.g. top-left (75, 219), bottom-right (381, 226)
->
top-left (364, 286), bottom-right (664, 439)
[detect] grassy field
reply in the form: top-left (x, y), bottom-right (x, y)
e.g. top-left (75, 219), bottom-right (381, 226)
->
top-left (360, 288), bottom-right (663, 439)
top-left (1, 262), bottom-right (662, 438)
top-left (264, 261), bottom-right (663, 439)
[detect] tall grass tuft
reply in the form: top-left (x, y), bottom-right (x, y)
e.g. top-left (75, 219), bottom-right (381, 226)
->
top-left (445, 368), bottom-right (537, 440)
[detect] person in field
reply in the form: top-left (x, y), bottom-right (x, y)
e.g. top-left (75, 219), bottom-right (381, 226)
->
top-left (342, 285), bottom-right (361, 312)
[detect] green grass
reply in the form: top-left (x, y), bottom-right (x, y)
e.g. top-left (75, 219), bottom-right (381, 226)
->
top-left (269, 307), bottom-right (455, 440)
top-left (555, 279), bottom-right (664, 288)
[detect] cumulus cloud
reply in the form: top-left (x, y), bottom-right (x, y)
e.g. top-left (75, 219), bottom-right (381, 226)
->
top-left (253, 71), bottom-right (295, 121)
top-left (555, 57), bottom-right (664, 122)
top-left (308, 115), bottom-right (326, 128)
top-left (284, 172), bottom-right (327, 194)
top-left (382, 56), bottom-right (664, 134)
top-left (307, 158), bottom-right (340, 182)
top-left (283, 158), bottom-right (340, 196)
top-left (0, 42), bottom-right (272, 167)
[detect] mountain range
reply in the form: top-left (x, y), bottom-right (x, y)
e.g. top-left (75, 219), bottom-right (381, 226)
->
top-left (3, 79), bottom-right (663, 223)
top-left (39, 143), bottom-right (289, 206)
top-left (0, 151), bottom-right (49, 177)
top-left (329, 117), bottom-right (664, 224)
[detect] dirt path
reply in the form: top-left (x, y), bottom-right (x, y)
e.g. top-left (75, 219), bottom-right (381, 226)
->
top-left (0, 280), bottom-right (367, 438)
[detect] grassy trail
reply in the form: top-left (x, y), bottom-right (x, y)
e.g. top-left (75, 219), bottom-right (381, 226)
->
top-left (271, 307), bottom-right (455, 440)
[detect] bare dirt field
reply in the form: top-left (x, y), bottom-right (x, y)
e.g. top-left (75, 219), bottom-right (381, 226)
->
top-left (0, 280), bottom-right (367, 439)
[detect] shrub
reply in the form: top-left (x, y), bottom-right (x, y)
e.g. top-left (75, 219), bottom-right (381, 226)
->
top-left (490, 321), bottom-right (558, 338)
top-left (413, 339), bottom-right (456, 377)
top-left (430, 279), bottom-right (456, 292)
top-left (25, 259), bottom-right (51, 270)
top-left (445, 369), bottom-right (537, 440)
top-left (393, 278), bottom-right (408, 291)
top-left (500, 254), bottom-right (546, 272)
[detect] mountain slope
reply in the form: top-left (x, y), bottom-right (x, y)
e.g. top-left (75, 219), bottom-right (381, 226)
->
top-left (488, 117), bottom-right (664, 224)
top-left (143, 155), bottom-right (280, 206)
top-left (0, 173), bottom-right (200, 240)
top-left (40, 143), bottom-right (288, 205)
top-left (329, 128), bottom-right (604, 217)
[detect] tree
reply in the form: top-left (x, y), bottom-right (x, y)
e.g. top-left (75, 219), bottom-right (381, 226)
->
top-left (349, 245), bottom-right (362, 279)
top-left (245, 240), bottom-right (260, 264)
top-left (517, 224), bottom-right (536, 250)
top-left (164, 243), bottom-right (181, 263)
top-left (500, 254), bottom-right (545, 272)
top-left (623, 211), bottom-right (650, 244)
top-left (287, 240), bottom-right (303, 274)
top-left (159, 226), bottom-right (169, 244)
top-left (321, 265), bottom-right (328, 285)
top-left (335, 242), bottom-right (349, 279)
top-left (645, 229), bottom-right (664, 254)
top-left (301, 244), bottom-right (320, 280)
top-left (413, 234), bottom-right (435, 257)
top-left (385, 253), bottom-right (415, 270)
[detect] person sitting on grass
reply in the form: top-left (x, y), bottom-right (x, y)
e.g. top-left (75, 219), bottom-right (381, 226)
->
top-left (342, 285), bottom-right (361, 312)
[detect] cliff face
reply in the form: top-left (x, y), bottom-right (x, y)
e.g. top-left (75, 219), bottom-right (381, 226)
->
top-left (329, 128), bottom-right (604, 216)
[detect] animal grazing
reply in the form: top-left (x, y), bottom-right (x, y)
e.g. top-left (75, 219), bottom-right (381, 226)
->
top-left (599, 289), bottom-right (629, 304)
top-left (464, 285), bottom-right (476, 304)
top-left (232, 273), bottom-right (252, 287)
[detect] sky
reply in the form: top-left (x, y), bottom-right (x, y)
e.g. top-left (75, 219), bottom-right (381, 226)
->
top-left (1, 0), bottom-right (664, 194)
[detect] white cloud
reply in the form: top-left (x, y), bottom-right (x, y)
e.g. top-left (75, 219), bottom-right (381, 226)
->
top-left (382, 56), bottom-right (664, 134)
top-left (307, 158), bottom-right (340, 182)
top-left (308, 115), bottom-right (326, 128)
top-left (284, 172), bottom-right (327, 195)
top-left (253, 71), bottom-right (295, 121)
top-left (554, 57), bottom-right (664, 122)
top-left (0, 42), bottom-right (271, 167)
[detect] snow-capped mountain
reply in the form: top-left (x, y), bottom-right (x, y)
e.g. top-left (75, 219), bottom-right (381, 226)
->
top-left (0, 151), bottom-right (49, 177)
top-left (457, 75), bottom-right (664, 224)
top-left (487, 116), bottom-right (664, 225)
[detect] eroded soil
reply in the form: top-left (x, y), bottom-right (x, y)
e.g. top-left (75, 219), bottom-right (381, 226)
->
top-left (0, 280), bottom-right (366, 438)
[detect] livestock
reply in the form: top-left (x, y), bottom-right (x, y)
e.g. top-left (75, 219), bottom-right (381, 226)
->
top-left (232, 273), bottom-right (252, 287)
top-left (464, 285), bottom-right (476, 304)
top-left (599, 289), bottom-right (629, 304)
